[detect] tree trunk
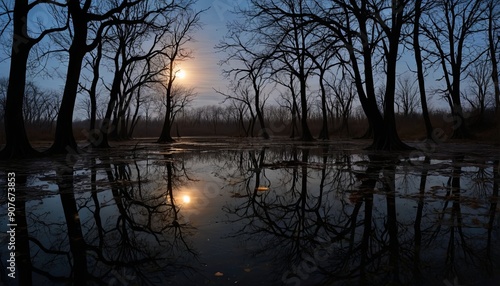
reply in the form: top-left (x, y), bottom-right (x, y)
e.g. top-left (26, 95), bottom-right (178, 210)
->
top-left (94, 55), bottom-right (126, 148)
top-left (95, 97), bottom-right (116, 148)
top-left (255, 104), bottom-right (269, 139)
top-left (413, 0), bottom-right (434, 140)
top-left (49, 50), bottom-right (85, 153)
top-left (128, 104), bottom-right (141, 138)
top-left (158, 87), bottom-right (174, 143)
top-left (254, 85), bottom-right (269, 139)
top-left (367, 2), bottom-right (412, 150)
top-left (88, 42), bottom-right (102, 133)
top-left (290, 95), bottom-right (299, 139)
top-left (450, 62), bottom-right (470, 139)
top-left (367, 117), bottom-right (413, 150)
top-left (376, 11), bottom-right (412, 151)
top-left (488, 2), bottom-right (500, 114)
top-left (115, 111), bottom-right (129, 140)
top-left (450, 103), bottom-right (470, 139)
top-left (158, 111), bottom-right (174, 142)
top-left (249, 115), bottom-right (256, 137)
top-left (318, 72), bottom-right (329, 140)
top-left (0, 0), bottom-right (38, 159)
top-left (49, 1), bottom-right (88, 154)
top-left (358, 124), bottom-right (373, 139)
top-left (299, 77), bottom-right (314, 141)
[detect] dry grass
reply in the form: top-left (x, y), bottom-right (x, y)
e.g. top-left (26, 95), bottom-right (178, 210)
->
top-left (0, 110), bottom-right (498, 145)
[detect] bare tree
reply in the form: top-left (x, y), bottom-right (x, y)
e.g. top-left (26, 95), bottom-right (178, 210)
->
top-left (230, 99), bottom-right (252, 136)
top-left (140, 91), bottom-right (156, 135)
top-left (217, 23), bottom-right (272, 139)
top-left (88, 1), bottom-right (194, 147)
top-left (216, 82), bottom-right (258, 137)
top-left (327, 73), bottom-right (356, 135)
top-left (0, 77), bottom-right (9, 124)
top-left (77, 86), bottom-right (106, 125)
top-left (49, 0), bottom-right (177, 153)
top-left (298, 0), bottom-right (416, 149)
top-left (23, 81), bottom-right (60, 128)
top-left (487, 0), bottom-right (500, 113)
top-left (78, 39), bottom-right (104, 132)
top-left (158, 6), bottom-right (202, 143)
top-left (396, 75), bottom-right (420, 117)
top-left (463, 58), bottom-right (493, 122)
top-left (0, 0), bottom-right (67, 159)
top-left (421, 0), bottom-right (488, 138)
top-left (412, 0), bottom-right (435, 140)
top-left (273, 72), bottom-right (300, 138)
top-left (309, 40), bottom-right (339, 140)
top-left (258, 0), bottom-right (317, 141)
top-left (157, 83), bottom-right (197, 138)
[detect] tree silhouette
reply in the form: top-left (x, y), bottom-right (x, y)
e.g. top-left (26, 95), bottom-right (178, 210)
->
top-left (95, 4), bottom-right (175, 147)
top-left (412, 0), bottom-right (435, 140)
top-left (487, 0), bottom-right (500, 114)
top-left (157, 7), bottom-right (201, 143)
top-left (264, 0), bottom-right (416, 149)
top-left (421, 0), bottom-right (488, 139)
top-left (217, 26), bottom-right (272, 140)
top-left (49, 0), bottom-right (176, 153)
top-left (0, 0), bottom-right (66, 159)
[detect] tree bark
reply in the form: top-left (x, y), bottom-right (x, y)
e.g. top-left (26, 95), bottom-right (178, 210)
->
top-left (0, 0), bottom-right (39, 159)
top-left (88, 42), bottom-right (103, 133)
top-left (318, 71), bottom-right (329, 140)
top-left (254, 88), bottom-right (270, 139)
top-left (488, 1), bottom-right (500, 114)
top-left (49, 0), bottom-right (88, 154)
top-left (414, 0), bottom-right (434, 140)
top-left (299, 77), bottom-right (314, 141)
top-left (49, 50), bottom-right (86, 153)
top-left (158, 73), bottom-right (175, 143)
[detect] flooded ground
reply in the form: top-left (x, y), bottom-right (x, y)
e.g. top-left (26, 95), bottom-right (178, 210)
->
top-left (1, 138), bottom-right (499, 285)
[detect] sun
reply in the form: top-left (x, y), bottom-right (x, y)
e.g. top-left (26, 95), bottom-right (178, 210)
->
top-left (176, 69), bottom-right (186, 79)
top-left (182, 195), bottom-right (191, 204)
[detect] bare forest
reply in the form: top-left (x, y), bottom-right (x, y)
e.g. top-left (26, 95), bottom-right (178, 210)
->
top-left (1, 2), bottom-right (500, 285)
top-left (0, 0), bottom-right (498, 159)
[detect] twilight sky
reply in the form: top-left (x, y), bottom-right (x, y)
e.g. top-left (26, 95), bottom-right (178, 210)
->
top-left (0, 0), bottom-right (458, 120)
top-left (176, 0), bottom-right (448, 110)
top-left (175, 0), bottom-right (244, 107)
top-left (0, 0), bottom-right (244, 112)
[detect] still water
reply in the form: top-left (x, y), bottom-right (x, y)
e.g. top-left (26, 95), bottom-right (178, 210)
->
top-left (1, 139), bottom-right (499, 285)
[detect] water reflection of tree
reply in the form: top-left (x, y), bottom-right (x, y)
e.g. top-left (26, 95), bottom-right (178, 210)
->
top-left (14, 172), bottom-right (33, 285)
top-left (426, 156), bottom-right (500, 284)
top-left (221, 147), bottom-right (365, 284)
top-left (221, 149), bottom-right (500, 285)
top-left (88, 154), bottom-right (197, 283)
top-left (13, 152), bottom-right (197, 285)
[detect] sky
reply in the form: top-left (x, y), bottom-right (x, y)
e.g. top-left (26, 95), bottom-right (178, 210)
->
top-left (0, 0), bottom-right (244, 110)
top-left (144, 0), bottom-right (452, 111)
top-left (0, 0), bottom-right (478, 119)
top-left (174, 0), bottom-right (244, 107)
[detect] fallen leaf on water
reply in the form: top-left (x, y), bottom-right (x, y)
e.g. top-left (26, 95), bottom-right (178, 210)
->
top-left (215, 272), bottom-right (224, 277)
top-left (256, 186), bottom-right (269, 192)
top-left (244, 268), bottom-right (251, 273)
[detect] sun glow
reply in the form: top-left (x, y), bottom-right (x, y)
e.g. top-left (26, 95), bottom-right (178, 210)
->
top-left (176, 69), bottom-right (186, 79)
top-left (182, 195), bottom-right (191, 204)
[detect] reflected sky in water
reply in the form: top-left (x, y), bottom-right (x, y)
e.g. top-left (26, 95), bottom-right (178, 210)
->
top-left (1, 141), bottom-right (499, 285)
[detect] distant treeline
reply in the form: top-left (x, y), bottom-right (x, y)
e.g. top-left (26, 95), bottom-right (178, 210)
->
top-left (1, 103), bottom-right (498, 144)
